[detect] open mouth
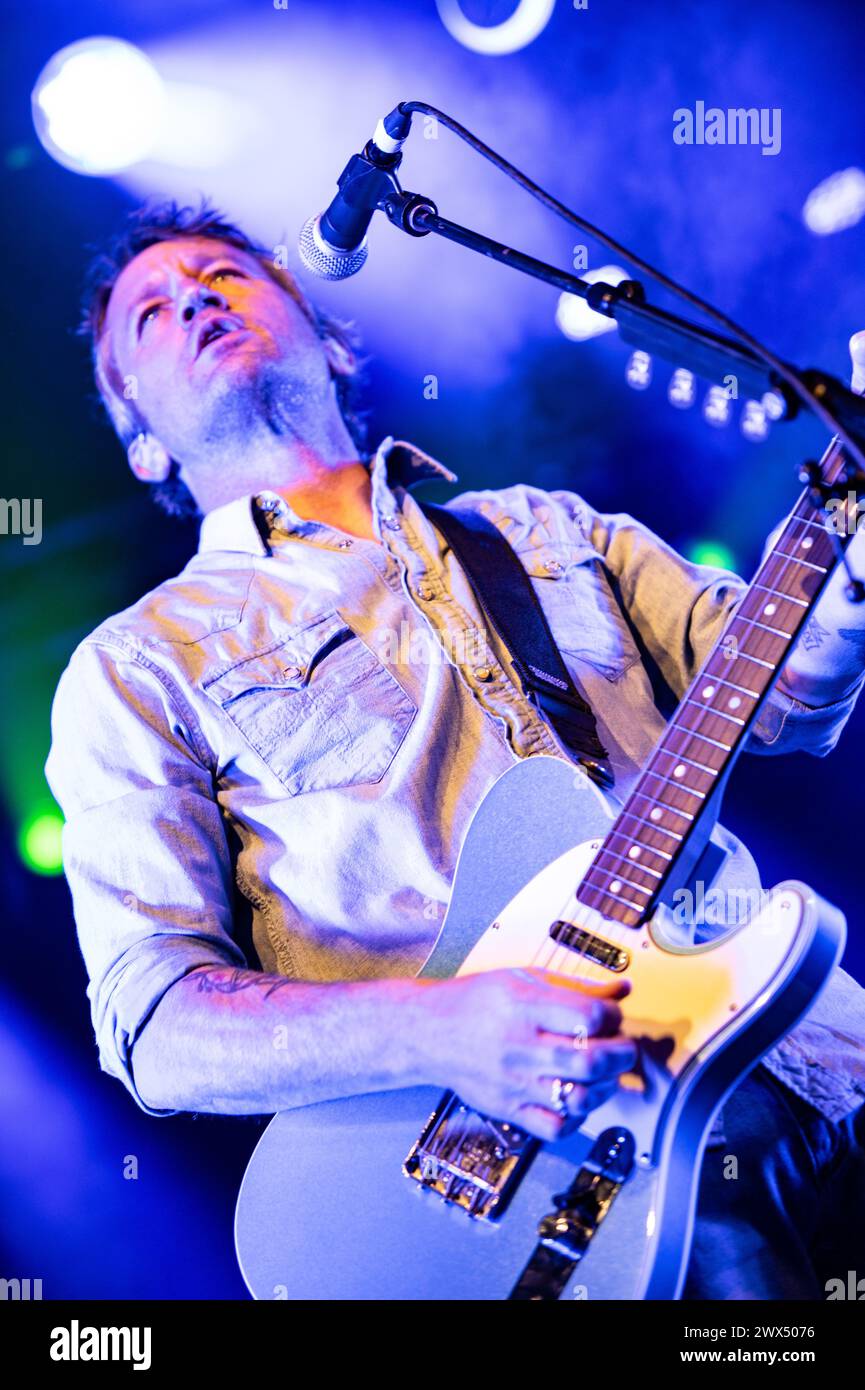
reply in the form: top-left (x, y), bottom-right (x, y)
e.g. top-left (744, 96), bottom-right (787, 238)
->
top-left (194, 315), bottom-right (246, 359)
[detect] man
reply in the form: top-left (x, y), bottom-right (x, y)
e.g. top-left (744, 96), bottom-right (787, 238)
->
top-left (46, 201), bottom-right (865, 1299)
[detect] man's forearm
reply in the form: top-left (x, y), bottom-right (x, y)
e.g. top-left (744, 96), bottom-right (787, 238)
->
top-left (130, 965), bottom-right (435, 1114)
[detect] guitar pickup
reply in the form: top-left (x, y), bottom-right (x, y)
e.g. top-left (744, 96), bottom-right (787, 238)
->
top-left (549, 919), bottom-right (630, 972)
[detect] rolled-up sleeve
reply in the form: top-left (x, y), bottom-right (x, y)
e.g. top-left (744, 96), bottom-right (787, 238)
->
top-left (559, 497), bottom-right (861, 758)
top-left (44, 636), bottom-right (247, 1115)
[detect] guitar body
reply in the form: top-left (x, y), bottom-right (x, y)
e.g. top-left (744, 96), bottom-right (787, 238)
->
top-left (235, 755), bottom-right (845, 1300)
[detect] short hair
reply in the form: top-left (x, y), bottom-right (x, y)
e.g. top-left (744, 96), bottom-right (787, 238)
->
top-left (79, 199), bottom-right (368, 517)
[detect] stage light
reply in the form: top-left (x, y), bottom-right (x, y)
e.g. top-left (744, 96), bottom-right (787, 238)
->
top-left (761, 390), bottom-right (786, 421)
top-left (625, 350), bottom-right (653, 390)
top-left (703, 384), bottom-right (732, 427)
top-left (802, 168), bottom-right (865, 235)
top-left (435, 0), bottom-right (556, 55)
top-left (19, 809), bottom-right (64, 876)
top-left (687, 540), bottom-right (737, 572)
top-left (741, 399), bottom-right (769, 441)
top-left (668, 367), bottom-right (696, 409)
top-left (31, 38), bottom-right (165, 175)
top-left (556, 266), bottom-right (628, 341)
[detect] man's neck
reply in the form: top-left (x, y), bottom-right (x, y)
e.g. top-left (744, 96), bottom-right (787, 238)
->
top-left (273, 458), bottom-right (378, 542)
top-left (194, 423), bottom-right (381, 542)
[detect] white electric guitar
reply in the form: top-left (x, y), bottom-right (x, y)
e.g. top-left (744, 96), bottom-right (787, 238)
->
top-left (234, 355), bottom-right (864, 1300)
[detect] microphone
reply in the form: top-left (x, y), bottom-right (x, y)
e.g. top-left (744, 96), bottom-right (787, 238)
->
top-left (298, 106), bottom-right (412, 281)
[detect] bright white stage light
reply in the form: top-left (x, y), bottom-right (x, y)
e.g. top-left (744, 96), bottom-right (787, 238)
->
top-left (556, 266), bottom-right (628, 342)
top-left (703, 384), bottom-right (732, 427)
top-left (668, 368), bottom-right (696, 409)
top-left (625, 350), bottom-right (653, 390)
top-left (435, 0), bottom-right (556, 55)
top-left (741, 400), bottom-right (769, 441)
top-left (31, 37), bottom-right (165, 175)
top-left (802, 168), bottom-right (865, 236)
top-left (761, 390), bottom-right (786, 421)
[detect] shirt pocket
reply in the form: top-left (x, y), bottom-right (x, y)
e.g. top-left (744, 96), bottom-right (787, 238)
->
top-left (202, 610), bottom-right (417, 795)
top-left (518, 543), bottom-right (640, 683)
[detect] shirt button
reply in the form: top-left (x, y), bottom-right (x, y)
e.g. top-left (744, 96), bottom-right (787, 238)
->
top-left (544, 558), bottom-right (564, 574)
top-left (416, 582), bottom-right (435, 601)
top-left (283, 665), bottom-right (304, 680)
top-left (382, 516), bottom-right (401, 531)
top-left (475, 665), bottom-right (494, 682)
top-left (336, 537), bottom-right (353, 549)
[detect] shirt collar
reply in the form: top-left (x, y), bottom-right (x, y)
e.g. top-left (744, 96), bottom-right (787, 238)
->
top-left (197, 436), bottom-right (457, 556)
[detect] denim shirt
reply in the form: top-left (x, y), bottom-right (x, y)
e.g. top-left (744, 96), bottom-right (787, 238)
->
top-left (44, 437), bottom-right (865, 1123)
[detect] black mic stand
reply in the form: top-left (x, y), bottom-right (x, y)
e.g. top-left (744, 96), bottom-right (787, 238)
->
top-left (359, 167), bottom-right (865, 599)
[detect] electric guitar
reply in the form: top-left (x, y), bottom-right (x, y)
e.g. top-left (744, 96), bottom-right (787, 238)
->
top-left (235, 392), bottom-right (861, 1300)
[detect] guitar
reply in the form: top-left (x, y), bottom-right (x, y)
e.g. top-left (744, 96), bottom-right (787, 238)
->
top-left (235, 388), bottom-right (861, 1301)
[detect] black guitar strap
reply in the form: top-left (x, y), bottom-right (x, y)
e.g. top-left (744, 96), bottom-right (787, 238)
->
top-left (420, 501), bottom-right (611, 784)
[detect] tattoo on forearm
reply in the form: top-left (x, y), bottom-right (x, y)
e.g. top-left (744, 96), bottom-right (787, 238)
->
top-left (801, 618), bottom-right (829, 651)
top-left (194, 967), bottom-right (294, 998)
top-left (838, 628), bottom-right (865, 651)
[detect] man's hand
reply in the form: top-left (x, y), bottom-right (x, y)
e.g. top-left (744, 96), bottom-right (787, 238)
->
top-left (418, 967), bottom-right (637, 1141)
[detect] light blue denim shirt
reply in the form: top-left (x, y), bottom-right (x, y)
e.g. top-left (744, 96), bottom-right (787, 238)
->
top-left (44, 437), bottom-right (865, 1122)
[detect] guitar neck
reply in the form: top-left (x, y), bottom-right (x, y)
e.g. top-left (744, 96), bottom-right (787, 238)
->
top-left (576, 438), bottom-right (854, 928)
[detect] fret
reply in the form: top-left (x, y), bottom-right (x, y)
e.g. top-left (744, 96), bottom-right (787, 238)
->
top-left (575, 895), bottom-right (645, 928)
top-left (583, 865), bottom-right (654, 897)
top-left (578, 878), bottom-right (648, 911)
top-left (586, 880), bottom-right (646, 909)
top-left (790, 513), bottom-right (834, 534)
top-left (668, 724), bottom-right (732, 751)
top-left (614, 811), bottom-right (681, 845)
top-left (724, 648), bottom-right (774, 670)
top-left (656, 748), bottom-right (717, 775)
top-left (734, 615), bottom-right (794, 641)
top-left (596, 839), bottom-right (668, 876)
top-left (653, 751), bottom-right (719, 791)
top-left (642, 770), bottom-right (707, 801)
top-left (683, 698), bottom-right (745, 728)
top-left (772, 550), bottom-right (829, 573)
top-left (696, 671), bottom-right (760, 698)
top-left (751, 583), bottom-right (808, 609)
top-left (754, 559), bottom-right (823, 602)
top-left (630, 793), bottom-right (695, 825)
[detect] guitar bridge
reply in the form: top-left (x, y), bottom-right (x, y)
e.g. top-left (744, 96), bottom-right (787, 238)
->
top-left (404, 1092), bottom-right (536, 1221)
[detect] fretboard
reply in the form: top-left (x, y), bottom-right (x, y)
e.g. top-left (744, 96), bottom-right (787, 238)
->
top-left (576, 439), bottom-right (854, 928)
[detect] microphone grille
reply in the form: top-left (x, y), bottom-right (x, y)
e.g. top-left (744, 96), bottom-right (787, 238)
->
top-left (297, 217), bottom-right (369, 281)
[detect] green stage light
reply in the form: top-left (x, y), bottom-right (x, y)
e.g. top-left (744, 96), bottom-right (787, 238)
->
top-left (19, 809), bottom-right (64, 876)
top-left (686, 539), bottom-right (738, 573)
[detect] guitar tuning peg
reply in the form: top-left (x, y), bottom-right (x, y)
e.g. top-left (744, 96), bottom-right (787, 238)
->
top-left (849, 330), bottom-right (865, 394)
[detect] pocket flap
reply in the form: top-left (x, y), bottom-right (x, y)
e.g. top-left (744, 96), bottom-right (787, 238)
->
top-left (517, 540), bottom-right (598, 578)
top-left (203, 611), bottom-right (349, 705)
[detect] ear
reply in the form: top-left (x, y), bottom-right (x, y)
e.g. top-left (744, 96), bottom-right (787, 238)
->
top-left (127, 431), bottom-right (172, 483)
top-left (323, 333), bottom-right (356, 379)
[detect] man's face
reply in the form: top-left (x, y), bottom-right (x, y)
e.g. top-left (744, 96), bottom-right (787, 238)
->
top-left (102, 235), bottom-right (334, 469)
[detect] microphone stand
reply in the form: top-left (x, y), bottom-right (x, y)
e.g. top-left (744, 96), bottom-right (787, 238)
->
top-left (369, 177), bottom-right (865, 598)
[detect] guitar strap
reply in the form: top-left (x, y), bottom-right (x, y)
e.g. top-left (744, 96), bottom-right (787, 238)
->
top-left (419, 501), bottom-right (611, 783)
